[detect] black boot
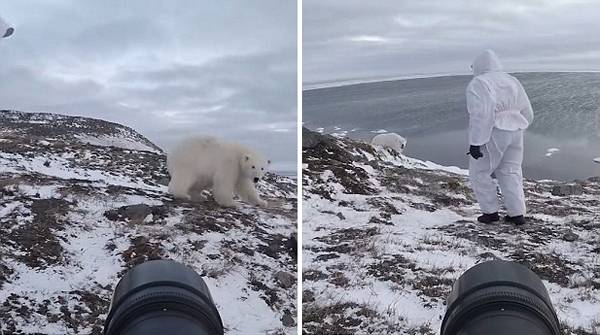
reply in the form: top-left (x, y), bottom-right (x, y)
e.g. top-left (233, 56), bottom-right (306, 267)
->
top-left (506, 215), bottom-right (526, 226)
top-left (477, 212), bottom-right (500, 224)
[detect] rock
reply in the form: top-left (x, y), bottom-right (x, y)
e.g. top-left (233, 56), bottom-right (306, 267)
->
top-left (303, 289), bottom-right (315, 303)
top-left (281, 310), bottom-right (295, 327)
top-left (588, 176), bottom-right (600, 183)
top-left (562, 230), bottom-right (579, 242)
top-left (275, 271), bottom-right (295, 289)
top-left (551, 184), bottom-right (583, 196)
top-left (43, 160), bottom-right (50, 167)
top-left (478, 252), bottom-right (499, 260)
top-left (285, 234), bottom-right (298, 261)
top-left (104, 210), bottom-right (120, 221)
top-left (336, 212), bottom-right (345, 220)
top-left (157, 177), bottom-right (170, 186)
top-left (1, 188), bottom-right (15, 197)
top-left (123, 204), bottom-right (153, 221)
top-left (105, 204), bottom-right (156, 222)
top-left (302, 127), bottom-right (327, 149)
top-left (150, 205), bottom-right (168, 218)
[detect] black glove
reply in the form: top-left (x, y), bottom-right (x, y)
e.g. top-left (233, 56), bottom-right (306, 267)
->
top-left (469, 145), bottom-right (483, 159)
top-left (3, 27), bottom-right (14, 38)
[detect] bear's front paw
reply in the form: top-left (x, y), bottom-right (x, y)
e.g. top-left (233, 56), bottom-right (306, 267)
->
top-left (257, 199), bottom-right (268, 208)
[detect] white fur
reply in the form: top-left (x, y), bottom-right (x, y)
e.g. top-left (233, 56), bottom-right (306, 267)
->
top-left (370, 133), bottom-right (407, 153)
top-left (167, 136), bottom-right (270, 207)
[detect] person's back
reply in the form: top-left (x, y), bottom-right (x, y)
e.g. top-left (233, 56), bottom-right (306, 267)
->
top-left (466, 49), bottom-right (533, 226)
top-left (466, 50), bottom-right (533, 146)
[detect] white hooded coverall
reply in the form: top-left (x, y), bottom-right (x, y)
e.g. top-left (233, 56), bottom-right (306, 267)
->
top-left (467, 50), bottom-right (534, 217)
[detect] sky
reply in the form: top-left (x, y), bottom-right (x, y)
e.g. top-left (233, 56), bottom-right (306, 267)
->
top-left (303, 0), bottom-right (600, 85)
top-left (0, 1), bottom-right (297, 173)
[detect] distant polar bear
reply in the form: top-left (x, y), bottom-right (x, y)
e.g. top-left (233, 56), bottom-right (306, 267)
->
top-left (370, 133), bottom-right (406, 153)
top-left (167, 136), bottom-right (270, 207)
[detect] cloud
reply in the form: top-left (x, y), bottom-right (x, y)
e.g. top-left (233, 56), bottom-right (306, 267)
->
top-left (347, 35), bottom-right (389, 43)
top-left (0, 0), bottom-right (297, 172)
top-left (304, 0), bottom-right (600, 84)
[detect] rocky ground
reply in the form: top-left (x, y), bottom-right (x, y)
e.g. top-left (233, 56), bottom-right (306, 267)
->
top-left (302, 127), bottom-right (600, 335)
top-left (0, 110), bottom-right (297, 335)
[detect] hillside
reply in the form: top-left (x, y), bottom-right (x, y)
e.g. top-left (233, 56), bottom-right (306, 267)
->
top-left (0, 110), bottom-right (297, 334)
top-left (302, 127), bottom-right (600, 335)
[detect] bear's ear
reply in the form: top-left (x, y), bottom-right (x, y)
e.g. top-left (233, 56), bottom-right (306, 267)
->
top-left (245, 155), bottom-right (250, 161)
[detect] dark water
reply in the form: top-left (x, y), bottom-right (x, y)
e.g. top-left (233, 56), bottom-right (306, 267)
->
top-left (303, 72), bottom-right (600, 181)
top-left (278, 170), bottom-right (297, 178)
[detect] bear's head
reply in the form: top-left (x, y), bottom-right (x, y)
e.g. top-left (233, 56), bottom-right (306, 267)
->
top-left (241, 154), bottom-right (271, 184)
top-left (398, 136), bottom-right (407, 150)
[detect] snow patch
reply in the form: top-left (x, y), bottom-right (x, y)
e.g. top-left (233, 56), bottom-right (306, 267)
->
top-left (77, 134), bottom-right (161, 154)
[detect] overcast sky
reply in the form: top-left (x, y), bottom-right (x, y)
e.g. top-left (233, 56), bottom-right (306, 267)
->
top-left (304, 0), bottom-right (600, 85)
top-left (0, 1), bottom-right (296, 172)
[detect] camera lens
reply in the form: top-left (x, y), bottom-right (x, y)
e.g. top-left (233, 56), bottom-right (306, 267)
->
top-left (104, 259), bottom-right (224, 335)
top-left (441, 260), bottom-right (561, 335)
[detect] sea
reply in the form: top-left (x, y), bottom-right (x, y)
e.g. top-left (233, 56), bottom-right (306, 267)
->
top-left (303, 72), bottom-right (600, 181)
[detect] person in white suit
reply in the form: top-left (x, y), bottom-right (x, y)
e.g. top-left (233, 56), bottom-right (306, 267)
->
top-left (1, 15), bottom-right (14, 39)
top-left (466, 49), bottom-right (534, 226)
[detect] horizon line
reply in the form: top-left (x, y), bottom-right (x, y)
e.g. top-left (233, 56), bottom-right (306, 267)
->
top-left (303, 70), bottom-right (600, 90)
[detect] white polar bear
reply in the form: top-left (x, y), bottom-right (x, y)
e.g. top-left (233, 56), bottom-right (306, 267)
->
top-left (370, 133), bottom-right (407, 153)
top-left (167, 136), bottom-right (270, 207)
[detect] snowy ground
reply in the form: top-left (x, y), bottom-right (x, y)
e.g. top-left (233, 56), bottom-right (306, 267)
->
top-left (302, 128), bottom-right (600, 334)
top-left (0, 111), bottom-right (297, 334)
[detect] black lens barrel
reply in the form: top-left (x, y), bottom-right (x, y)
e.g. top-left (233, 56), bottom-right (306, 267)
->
top-left (104, 259), bottom-right (224, 335)
top-left (441, 260), bottom-right (561, 335)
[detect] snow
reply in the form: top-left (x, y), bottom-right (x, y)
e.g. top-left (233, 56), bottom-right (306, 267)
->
top-left (1, 179), bottom-right (295, 334)
top-left (404, 155), bottom-right (469, 176)
top-left (0, 202), bottom-right (21, 218)
top-left (0, 152), bottom-right (164, 192)
top-left (142, 213), bottom-right (154, 223)
top-left (77, 134), bottom-right (161, 154)
top-left (331, 130), bottom-right (348, 138)
top-left (0, 222), bottom-right (124, 296)
top-left (303, 135), bottom-right (600, 334)
top-left (208, 272), bottom-right (287, 333)
top-left (546, 147), bottom-right (561, 157)
top-left (1, 112), bottom-right (296, 334)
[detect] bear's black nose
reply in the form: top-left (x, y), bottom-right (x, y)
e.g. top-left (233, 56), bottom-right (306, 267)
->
top-left (254, 177), bottom-right (259, 183)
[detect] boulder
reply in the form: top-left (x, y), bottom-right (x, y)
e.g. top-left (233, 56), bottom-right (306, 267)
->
top-left (551, 184), bottom-right (583, 196)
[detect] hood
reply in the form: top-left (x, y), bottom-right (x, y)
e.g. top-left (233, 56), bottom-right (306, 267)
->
top-left (472, 49), bottom-right (502, 75)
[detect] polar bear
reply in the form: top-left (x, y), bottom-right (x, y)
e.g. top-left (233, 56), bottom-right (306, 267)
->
top-left (370, 133), bottom-right (407, 153)
top-left (167, 136), bottom-right (270, 207)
